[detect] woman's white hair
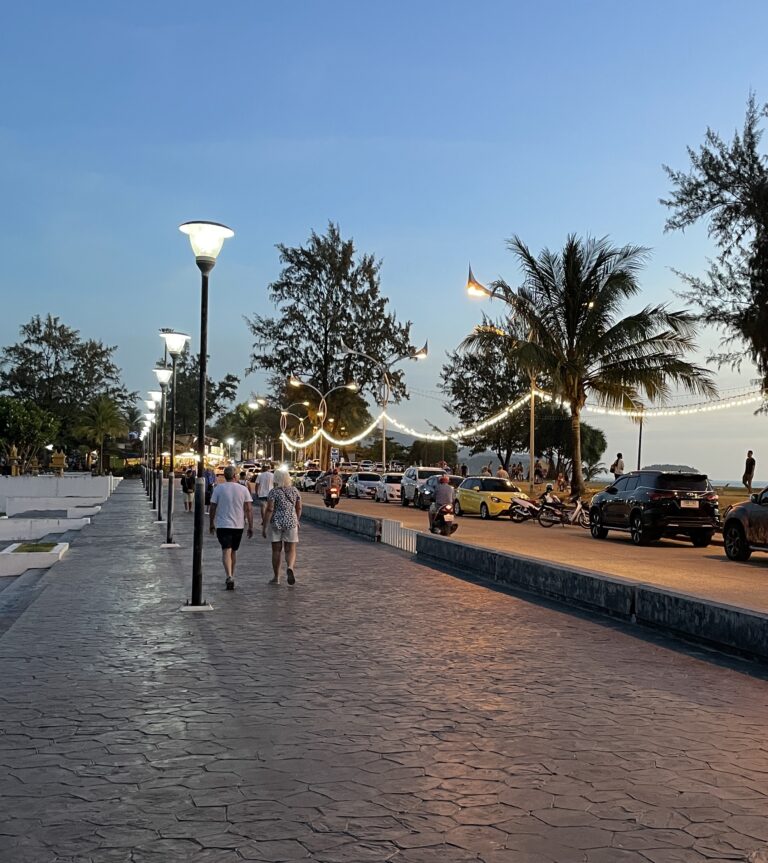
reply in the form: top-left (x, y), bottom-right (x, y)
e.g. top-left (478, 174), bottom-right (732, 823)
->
top-left (273, 468), bottom-right (293, 489)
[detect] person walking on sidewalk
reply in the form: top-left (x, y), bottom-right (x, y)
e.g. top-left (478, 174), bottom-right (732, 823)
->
top-left (181, 469), bottom-right (195, 512)
top-left (254, 463), bottom-right (274, 525)
top-left (262, 467), bottom-right (302, 586)
top-left (743, 450), bottom-right (756, 494)
top-left (209, 465), bottom-right (253, 591)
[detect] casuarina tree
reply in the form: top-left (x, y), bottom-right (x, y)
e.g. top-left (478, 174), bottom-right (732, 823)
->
top-left (247, 222), bottom-right (414, 404)
top-left (662, 93), bottom-right (768, 392)
top-left (463, 235), bottom-right (716, 497)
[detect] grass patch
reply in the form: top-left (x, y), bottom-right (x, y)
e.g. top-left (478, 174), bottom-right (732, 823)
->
top-left (13, 543), bottom-right (56, 553)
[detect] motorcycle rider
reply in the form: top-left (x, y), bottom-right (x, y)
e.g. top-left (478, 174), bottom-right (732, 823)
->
top-left (325, 468), bottom-right (343, 504)
top-left (429, 474), bottom-right (456, 530)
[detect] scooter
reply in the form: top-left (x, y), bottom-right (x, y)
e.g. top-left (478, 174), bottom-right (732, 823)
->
top-left (509, 497), bottom-right (541, 522)
top-left (430, 504), bottom-right (458, 536)
top-left (324, 487), bottom-right (340, 509)
top-left (538, 498), bottom-right (590, 529)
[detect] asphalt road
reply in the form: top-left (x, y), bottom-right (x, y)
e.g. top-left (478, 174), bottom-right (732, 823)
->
top-left (305, 491), bottom-right (768, 613)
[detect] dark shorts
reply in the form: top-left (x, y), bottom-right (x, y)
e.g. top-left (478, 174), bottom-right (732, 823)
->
top-left (216, 528), bottom-right (244, 550)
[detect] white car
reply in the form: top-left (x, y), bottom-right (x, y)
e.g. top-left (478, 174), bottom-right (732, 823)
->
top-left (360, 460), bottom-right (374, 470)
top-left (346, 472), bottom-right (381, 498)
top-left (375, 473), bottom-right (403, 503)
top-left (297, 469), bottom-right (323, 491)
top-left (400, 466), bottom-right (449, 506)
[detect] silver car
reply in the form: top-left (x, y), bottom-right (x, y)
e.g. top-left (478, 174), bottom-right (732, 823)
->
top-left (374, 473), bottom-right (403, 503)
top-left (346, 472), bottom-right (381, 499)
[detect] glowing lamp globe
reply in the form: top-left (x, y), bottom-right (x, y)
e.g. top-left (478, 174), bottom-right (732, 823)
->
top-left (160, 330), bottom-right (190, 356)
top-left (153, 367), bottom-right (172, 387)
top-left (179, 221), bottom-right (234, 263)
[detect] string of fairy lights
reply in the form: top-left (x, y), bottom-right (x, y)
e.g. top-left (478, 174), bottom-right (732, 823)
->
top-left (280, 388), bottom-right (764, 449)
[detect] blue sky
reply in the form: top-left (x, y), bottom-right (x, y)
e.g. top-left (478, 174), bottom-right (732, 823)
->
top-left (1, 0), bottom-right (766, 478)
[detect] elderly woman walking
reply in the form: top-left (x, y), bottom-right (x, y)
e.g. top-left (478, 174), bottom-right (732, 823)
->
top-left (262, 467), bottom-right (302, 585)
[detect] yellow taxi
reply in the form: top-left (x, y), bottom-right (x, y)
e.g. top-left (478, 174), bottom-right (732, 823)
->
top-left (455, 476), bottom-right (529, 519)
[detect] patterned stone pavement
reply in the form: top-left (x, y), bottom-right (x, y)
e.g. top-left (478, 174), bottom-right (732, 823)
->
top-left (0, 480), bottom-right (767, 863)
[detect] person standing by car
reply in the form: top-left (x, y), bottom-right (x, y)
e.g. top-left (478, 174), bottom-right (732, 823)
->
top-left (743, 450), bottom-right (756, 494)
top-left (496, 463), bottom-right (510, 479)
top-left (209, 465), bottom-right (253, 590)
top-left (611, 453), bottom-right (625, 480)
top-left (429, 474), bottom-right (456, 530)
top-left (263, 468), bottom-right (302, 586)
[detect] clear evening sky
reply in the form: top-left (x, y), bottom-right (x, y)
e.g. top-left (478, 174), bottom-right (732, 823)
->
top-left (1, 1), bottom-right (766, 480)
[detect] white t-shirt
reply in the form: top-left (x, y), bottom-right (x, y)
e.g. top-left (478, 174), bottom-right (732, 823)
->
top-left (210, 481), bottom-right (252, 529)
top-left (614, 458), bottom-right (625, 476)
top-left (256, 471), bottom-right (274, 497)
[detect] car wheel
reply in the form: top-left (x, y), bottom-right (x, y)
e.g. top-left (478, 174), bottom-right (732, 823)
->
top-left (630, 512), bottom-right (649, 546)
top-left (690, 529), bottom-right (713, 548)
top-left (480, 503), bottom-right (490, 520)
top-left (590, 508), bottom-right (608, 539)
top-left (454, 500), bottom-right (462, 516)
top-left (724, 522), bottom-right (752, 561)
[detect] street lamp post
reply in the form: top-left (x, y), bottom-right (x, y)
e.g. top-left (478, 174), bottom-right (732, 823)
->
top-left (179, 220), bottom-right (234, 608)
top-left (160, 331), bottom-right (190, 547)
top-left (338, 341), bottom-right (428, 471)
top-left (148, 390), bottom-right (162, 511)
top-left (288, 378), bottom-right (358, 470)
top-left (466, 264), bottom-right (537, 495)
top-left (153, 371), bottom-right (171, 522)
top-left (144, 409), bottom-right (156, 503)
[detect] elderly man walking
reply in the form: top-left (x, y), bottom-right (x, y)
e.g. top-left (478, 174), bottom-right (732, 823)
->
top-left (209, 465), bottom-right (253, 591)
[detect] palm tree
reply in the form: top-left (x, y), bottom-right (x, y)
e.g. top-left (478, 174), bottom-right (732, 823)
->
top-left (464, 235), bottom-right (716, 496)
top-left (76, 395), bottom-right (129, 475)
top-left (583, 459), bottom-right (608, 482)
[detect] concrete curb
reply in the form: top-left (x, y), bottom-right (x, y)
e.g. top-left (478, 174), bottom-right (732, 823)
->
top-left (302, 503), bottom-right (768, 662)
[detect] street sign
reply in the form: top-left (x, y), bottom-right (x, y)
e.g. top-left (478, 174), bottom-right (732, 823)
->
top-left (330, 447), bottom-right (339, 464)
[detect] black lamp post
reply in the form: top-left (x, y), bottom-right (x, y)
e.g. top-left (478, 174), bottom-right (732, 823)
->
top-left (148, 390), bottom-right (162, 509)
top-left (144, 406), bottom-right (156, 502)
top-left (153, 371), bottom-right (171, 521)
top-left (179, 220), bottom-right (234, 608)
top-left (160, 331), bottom-right (190, 547)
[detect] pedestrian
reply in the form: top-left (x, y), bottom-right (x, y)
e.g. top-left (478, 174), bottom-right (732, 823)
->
top-left (534, 459), bottom-right (544, 484)
top-left (743, 449), bottom-right (756, 494)
top-left (181, 469), bottom-right (195, 512)
top-left (610, 453), bottom-right (625, 481)
top-left (262, 467), bottom-right (302, 586)
top-left (204, 466), bottom-right (216, 513)
top-left (496, 463), bottom-right (510, 479)
top-left (238, 470), bottom-right (248, 486)
top-left (254, 463), bottom-right (274, 525)
top-left (481, 465), bottom-right (492, 476)
top-left (208, 465), bottom-right (253, 591)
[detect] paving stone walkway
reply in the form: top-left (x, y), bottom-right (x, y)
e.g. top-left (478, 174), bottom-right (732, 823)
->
top-left (0, 480), bottom-right (767, 863)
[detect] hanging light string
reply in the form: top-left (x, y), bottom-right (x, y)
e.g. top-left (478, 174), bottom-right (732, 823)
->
top-left (279, 388), bottom-right (764, 449)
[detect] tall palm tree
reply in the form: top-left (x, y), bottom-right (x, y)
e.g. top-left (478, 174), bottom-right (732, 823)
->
top-left (76, 395), bottom-right (129, 475)
top-left (464, 235), bottom-right (716, 496)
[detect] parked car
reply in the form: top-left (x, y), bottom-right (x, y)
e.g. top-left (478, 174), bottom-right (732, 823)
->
top-left (400, 466), bottom-right (449, 506)
top-left (374, 473), bottom-right (403, 503)
top-left (359, 460), bottom-right (374, 470)
top-left (589, 470), bottom-right (719, 547)
top-left (296, 469), bottom-right (323, 491)
top-left (416, 474), bottom-right (463, 509)
top-left (722, 487), bottom-right (768, 561)
top-left (455, 476), bottom-right (528, 519)
top-left (346, 472), bottom-right (381, 498)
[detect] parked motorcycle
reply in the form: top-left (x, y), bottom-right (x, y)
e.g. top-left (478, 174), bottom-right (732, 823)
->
top-left (324, 487), bottom-right (340, 509)
top-left (509, 497), bottom-right (542, 523)
top-left (537, 498), bottom-right (590, 529)
top-left (431, 504), bottom-right (458, 536)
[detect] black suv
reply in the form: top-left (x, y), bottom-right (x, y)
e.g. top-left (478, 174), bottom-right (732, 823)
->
top-left (589, 471), bottom-right (719, 547)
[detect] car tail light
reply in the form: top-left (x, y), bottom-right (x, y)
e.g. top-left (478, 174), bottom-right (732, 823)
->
top-left (704, 492), bottom-right (718, 501)
top-left (649, 491), bottom-right (676, 501)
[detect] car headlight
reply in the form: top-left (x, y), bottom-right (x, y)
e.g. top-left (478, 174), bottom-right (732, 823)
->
top-left (490, 496), bottom-right (503, 503)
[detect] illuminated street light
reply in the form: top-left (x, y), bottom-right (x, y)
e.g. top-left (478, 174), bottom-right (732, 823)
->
top-left (179, 220), bottom-right (234, 609)
top-left (159, 330), bottom-right (190, 547)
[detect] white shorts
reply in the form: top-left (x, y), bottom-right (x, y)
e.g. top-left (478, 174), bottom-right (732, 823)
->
top-left (268, 524), bottom-right (299, 544)
top-left (184, 492), bottom-right (194, 503)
